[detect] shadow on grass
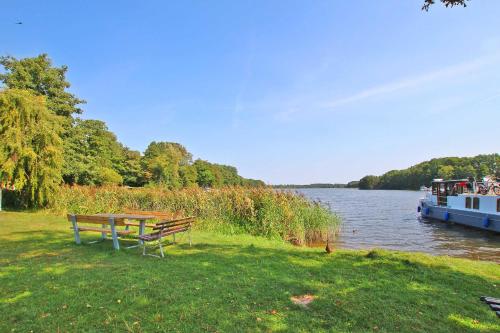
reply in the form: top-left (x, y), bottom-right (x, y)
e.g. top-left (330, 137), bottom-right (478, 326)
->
top-left (1, 226), bottom-right (499, 332)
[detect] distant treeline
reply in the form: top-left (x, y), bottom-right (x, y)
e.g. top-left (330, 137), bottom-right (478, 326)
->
top-left (0, 54), bottom-right (263, 207)
top-left (273, 181), bottom-right (359, 189)
top-left (358, 154), bottom-right (500, 190)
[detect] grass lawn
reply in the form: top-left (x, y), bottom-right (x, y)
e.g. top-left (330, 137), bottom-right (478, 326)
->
top-left (1, 212), bottom-right (499, 332)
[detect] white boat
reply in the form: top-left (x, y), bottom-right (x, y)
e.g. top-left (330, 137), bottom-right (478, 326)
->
top-left (418, 178), bottom-right (500, 232)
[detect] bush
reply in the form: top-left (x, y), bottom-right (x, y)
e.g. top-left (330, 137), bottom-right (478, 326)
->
top-left (50, 185), bottom-right (340, 245)
top-left (96, 167), bottom-right (123, 185)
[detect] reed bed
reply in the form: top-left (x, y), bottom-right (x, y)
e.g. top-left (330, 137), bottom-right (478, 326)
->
top-left (50, 185), bottom-right (340, 245)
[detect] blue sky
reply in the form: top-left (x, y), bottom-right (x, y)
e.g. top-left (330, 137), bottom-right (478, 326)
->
top-left (2, 1), bottom-right (500, 184)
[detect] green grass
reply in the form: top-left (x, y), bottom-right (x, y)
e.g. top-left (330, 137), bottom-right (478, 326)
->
top-left (1, 212), bottom-right (499, 333)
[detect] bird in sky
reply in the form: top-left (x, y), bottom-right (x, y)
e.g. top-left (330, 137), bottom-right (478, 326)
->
top-left (15, 22), bottom-right (22, 25)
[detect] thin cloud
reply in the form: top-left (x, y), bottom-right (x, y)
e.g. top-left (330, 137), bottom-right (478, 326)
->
top-left (274, 55), bottom-right (497, 121)
top-left (320, 56), bottom-right (492, 110)
top-left (478, 90), bottom-right (500, 104)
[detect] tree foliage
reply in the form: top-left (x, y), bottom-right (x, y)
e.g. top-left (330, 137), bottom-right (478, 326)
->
top-left (0, 89), bottom-right (63, 206)
top-left (346, 181), bottom-right (359, 188)
top-left (142, 142), bottom-right (192, 188)
top-left (358, 175), bottom-right (380, 190)
top-left (358, 154), bottom-right (499, 190)
top-left (422, 0), bottom-right (469, 11)
top-left (193, 159), bottom-right (265, 188)
top-left (0, 54), bottom-right (265, 207)
top-left (0, 54), bottom-right (85, 128)
top-left (120, 148), bottom-right (144, 187)
top-left (193, 159), bottom-right (217, 187)
top-left (62, 119), bottom-right (143, 186)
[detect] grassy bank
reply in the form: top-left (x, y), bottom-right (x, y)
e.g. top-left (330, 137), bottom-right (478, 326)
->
top-left (1, 212), bottom-right (499, 332)
top-left (47, 185), bottom-right (338, 245)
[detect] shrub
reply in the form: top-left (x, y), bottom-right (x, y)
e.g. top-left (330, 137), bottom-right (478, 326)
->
top-left (50, 185), bottom-right (340, 245)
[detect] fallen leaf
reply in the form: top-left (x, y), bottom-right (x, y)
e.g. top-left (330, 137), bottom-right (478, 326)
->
top-left (86, 304), bottom-right (92, 308)
top-left (291, 294), bottom-right (315, 307)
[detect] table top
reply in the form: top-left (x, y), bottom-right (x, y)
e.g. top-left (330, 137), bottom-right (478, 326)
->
top-left (93, 213), bottom-right (157, 220)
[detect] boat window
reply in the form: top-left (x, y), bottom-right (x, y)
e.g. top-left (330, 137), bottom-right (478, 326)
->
top-left (497, 199), bottom-right (500, 212)
top-left (473, 197), bottom-right (480, 210)
top-left (465, 197), bottom-right (471, 209)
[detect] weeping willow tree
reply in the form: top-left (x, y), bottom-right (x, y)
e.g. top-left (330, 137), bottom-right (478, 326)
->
top-left (0, 89), bottom-right (63, 207)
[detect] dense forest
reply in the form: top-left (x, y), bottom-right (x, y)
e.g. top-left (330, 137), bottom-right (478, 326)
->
top-left (358, 154), bottom-right (499, 190)
top-left (0, 54), bottom-right (264, 207)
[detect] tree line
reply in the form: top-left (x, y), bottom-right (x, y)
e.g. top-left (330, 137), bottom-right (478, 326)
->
top-left (0, 54), bottom-right (264, 207)
top-left (272, 182), bottom-right (359, 189)
top-left (358, 154), bottom-right (499, 190)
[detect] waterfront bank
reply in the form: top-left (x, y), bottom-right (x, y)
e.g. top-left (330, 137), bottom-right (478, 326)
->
top-left (1, 212), bottom-right (499, 332)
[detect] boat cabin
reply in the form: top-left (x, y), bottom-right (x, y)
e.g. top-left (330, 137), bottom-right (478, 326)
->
top-left (428, 179), bottom-right (500, 214)
top-left (431, 179), bottom-right (471, 206)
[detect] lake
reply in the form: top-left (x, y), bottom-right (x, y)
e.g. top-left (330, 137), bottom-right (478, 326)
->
top-left (297, 188), bottom-right (500, 262)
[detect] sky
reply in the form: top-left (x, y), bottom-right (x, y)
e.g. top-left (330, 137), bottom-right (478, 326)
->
top-left (1, 0), bottom-right (500, 184)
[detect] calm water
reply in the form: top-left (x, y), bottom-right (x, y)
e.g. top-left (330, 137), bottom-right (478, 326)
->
top-left (297, 188), bottom-right (500, 262)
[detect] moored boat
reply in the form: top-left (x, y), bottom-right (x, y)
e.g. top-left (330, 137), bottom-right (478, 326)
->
top-left (418, 178), bottom-right (500, 232)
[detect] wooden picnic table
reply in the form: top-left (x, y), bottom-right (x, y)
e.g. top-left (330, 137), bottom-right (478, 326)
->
top-left (68, 211), bottom-right (196, 254)
top-left (92, 213), bottom-right (157, 249)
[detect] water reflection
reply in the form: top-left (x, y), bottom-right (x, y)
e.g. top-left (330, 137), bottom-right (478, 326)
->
top-left (296, 188), bottom-right (500, 262)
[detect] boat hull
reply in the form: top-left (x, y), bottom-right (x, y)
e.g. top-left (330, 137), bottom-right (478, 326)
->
top-left (420, 201), bottom-right (500, 233)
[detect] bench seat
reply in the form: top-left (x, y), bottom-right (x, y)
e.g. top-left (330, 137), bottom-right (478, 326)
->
top-left (139, 227), bottom-right (188, 241)
top-left (76, 226), bottom-right (135, 235)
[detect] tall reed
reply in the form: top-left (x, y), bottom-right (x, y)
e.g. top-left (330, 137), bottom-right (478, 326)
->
top-left (50, 185), bottom-right (340, 245)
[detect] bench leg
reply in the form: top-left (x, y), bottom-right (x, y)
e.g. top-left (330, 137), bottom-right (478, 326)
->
top-left (109, 217), bottom-right (120, 250)
top-left (189, 228), bottom-right (192, 247)
top-left (158, 236), bottom-right (164, 258)
top-left (173, 233), bottom-right (176, 244)
top-left (141, 240), bottom-right (163, 258)
top-left (101, 224), bottom-right (107, 240)
top-left (139, 220), bottom-right (145, 245)
top-left (70, 215), bottom-right (81, 245)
